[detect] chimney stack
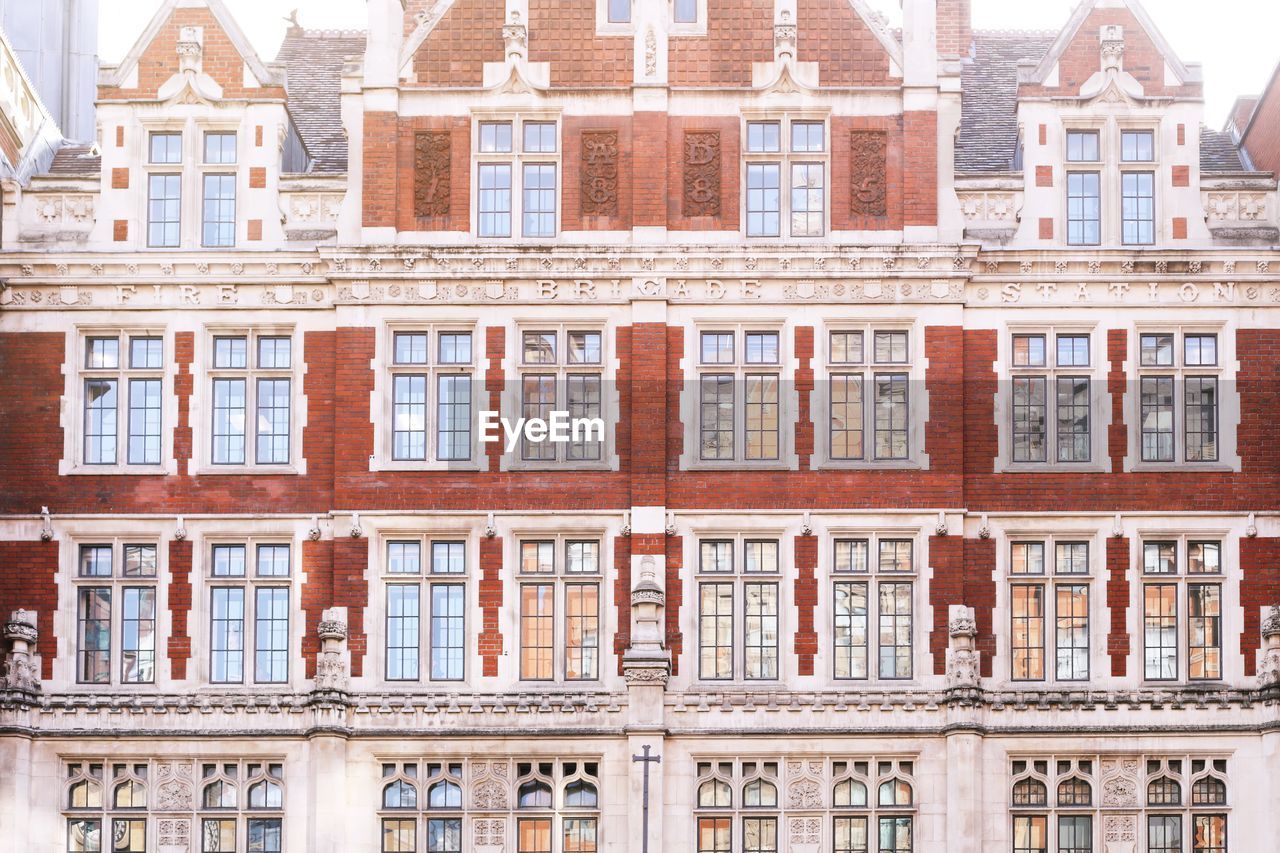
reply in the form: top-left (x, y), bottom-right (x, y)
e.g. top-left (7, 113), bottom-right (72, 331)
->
top-left (937, 0), bottom-right (973, 60)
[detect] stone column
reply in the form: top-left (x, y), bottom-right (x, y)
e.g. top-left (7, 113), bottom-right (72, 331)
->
top-left (944, 606), bottom-right (981, 853)
top-left (309, 608), bottom-right (351, 853)
top-left (623, 553), bottom-right (669, 853)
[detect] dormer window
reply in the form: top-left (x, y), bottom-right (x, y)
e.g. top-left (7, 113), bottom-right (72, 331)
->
top-left (608, 0), bottom-right (630, 23)
top-left (674, 0), bottom-right (696, 23)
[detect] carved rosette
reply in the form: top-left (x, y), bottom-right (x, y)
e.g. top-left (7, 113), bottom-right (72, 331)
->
top-left (683, 131), bottom-right (722, 217)
top-left (849, 131), bottom-right (888, 217)
top-left (581, 131), bottom-right (619, 217)
top-left (414, 131), bottom-right (452, 218)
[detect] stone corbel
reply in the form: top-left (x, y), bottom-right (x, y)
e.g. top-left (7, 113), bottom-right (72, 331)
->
top-left (2, 609), bottom-right (42, 697)
top-left (621, 511), bottom-right (631, 538)
top-left (945, 605), bottom-right (981, 693)
top-left (1259, 606), bottom-right (1280, 690)
top-left (39, 506), bottom-right (53, 541)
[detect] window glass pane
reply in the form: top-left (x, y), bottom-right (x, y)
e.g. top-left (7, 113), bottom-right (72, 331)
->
top-left (1056, 335), bottom-right (1089, 367)
top-left (431, 584), bottom-right (465, 679)
top-left (1185, 334), bottom-right (1217, 366)
top-left (1140, 334), bottom-right (1175, 366)
top-left (1188, 583), bottom-right (1221, 679)
top-left (386, 584), bottom-right (420, 680)
top-left (878, 540), bottom-right (912, 573)
top-left (86, 337), bottom-right (120, 370)
top-left (77, 587), bottom-right (112, 683)
top-left (834, 539), bottom-right (869, 573)
top-left (830, 374), bottom-right (864, 460)
top-left (1055, 584), bottom-right (1089, 680)
top-left (564, 583), bottom-right (599, 679)
top-left (523, 122), bottom-right (557, 153)
top-left (744, 540), bottom-right (778, 573)
top-left (745, 332), bottom-right (779, 364)
top-left (388, 542), bottom-right (422, 574)
top-left (790, 162), bottom-right (824, 237)
top-left (791, 122), bottom-right (824, 152)
top-left (431, 541), bottom-right (465, 574)
top-left (1066, 130), bottom-right (1098, 162)
top-left (254, 587), bottom-right (289, 682)
top-left (699, 582), bottom-right (734, 679)
top-left (524, 331), bottom-right (557, 364)
top-left (477, 164), bottom-right (512, 237)
top-left (873, 331), bottom-right (909, 364)
top-left (1189, 541), bottom-right (1220, 574)
top-left (566, 540), bottom-right (599, 573)
top-left (1055, 542), bottom-right (1088, 574)
top-left (1067, 172), bottom-right (1100, 245)
top-left (257, 337), bottom-right (291, 369)
top-left (204, 132), bottom-right (237, 164)
top-left (438, 332), bottom-right (472, 364)
top-left (1011, 542), bottom-right (1045, 575)
top-left (877, 582), bottom-right (912, 678)
top-left (256, 544), bottom-right (290, 577)
top-left (214, 337), bottom-right (248, 369)
top-left (213, 544), bottom-right (247, 577)
top-left (147, 173), bottom-right (181, 247)
top-left (1143, 542), bottom-right (1177, 574)
top-left (202, 174), bottom-right (236, 247)
top-left (1122, 130), bottom-right (1154, 162)
top-left (745, 164), bottom-right (780, 236)
top-left (123, 544), bottom-right (157, 577)
top-left (1012, 334), bottom-right (1045, 367)
top-left (1185, 376), bottom-right (1218, 462)
top-left (701, 332), bottom-right (734, 364)
top-left (84, 379), bottom-right (118, 464)
top-left (700, 374), bottom-right (734, 460)
top-left (830, 331), bottom-right (863, 364)
top-left (479, 122), bottom-right (512, 153)
top-left (1140, 376), bottom-right (1174, 462)
top-left (522, 541), bottom-right (555, 574)
top-left (607, 0), bottom-right (630, 23)
top-left (129, 337), bottom-right (163, 369)
top-left (744, 374), bottom-right (779, 460)
top-left (1122, 171), bottom-right (1155, 245)
top-left (1013, 816), bottom-right (1047, 853)
top-left (1143, 584), bottom-right (1178, 679)
top-left (393, 375), bottom-right (427, 461)
top-left (746, 122), bottom-right (780, 153)
top-left (255, 378), bottom-right (291, 464)
top-left (210, 587), bottom-right (245, 682)
top-left (566, 374), bottom-right (602, 461)
top-left (1011, 584), bottom-right (1045, 680)
top-left (1056, 376), bottom-right (1091, 463)
top-left (569, 331), bottom-right (602, 364)
top-left (520, 584), bottom-right (554, 679)
top-left (522, 163), bottom-right (557, 238)
top-left (149, 132), bottom-right (182, 163)
top-left (1012, 376), bottom-right (1046, 462)
top-left (873, 374), bottom-right (909, 460)
top-left (121, 587), bottom-right (156, 684)
top-left (834, 581), bottom-right (869, 679)
top-left (438, 374), bottom-right (472, 462)
top-left (700, 540), bottom-right (733, 573)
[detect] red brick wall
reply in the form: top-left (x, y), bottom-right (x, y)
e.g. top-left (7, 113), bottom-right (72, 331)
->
top-left (964, 538), bottom-right (996, 677)
top-left (666, 116), bottom-right (740, 232)
top-left (410, 0), bottom-right (505, 86)
top-left (632, 113), bottom-right (669, 228)
top-left (795, 0), bottom-right (891, 85)
top-left (333, 537), bottom-right (369, 677)
top-left (793, 534), bottom-right (818, 675)
top-left (99, 7), bottom-right (285, 101)
top-left (902, 111), bottom-right (938, 227)
top-left (1240, 537), bottom-right (1280, 676)
top-left (167, 539), bottom-right (193, 678)
top-left (665, 534), bottom-right (685, 675)
top-left (478, 536), bottom-right (504, 676)
top-left (529, 0), bottom-right (633, 87)
top-left (613, 535), bottom-right (633, 673)
top-left (668, 0), bottom-right (773, 87)
top-left (365, 115), bottom-right (472, 233)
top-left (928, 534), bottom-right (965, 675)
top-left (1018, 8), bottom-right (1201, 99)
top-left (937, 0), bottom-right (972, 59)
top-left (1106, 537), bottom-right (1130, 677)
top-left (0, 540), bottom-right (58, 679)
top-left (301, 539), bottom-right (334, 678)
top-left (830, 115), bottom-right (904, 232)
top-left (562, 116), bottom-right (634, 232)
top-left (794, 327), bottom-right (814, 470)
top-left (1242, 80), bottom-right (1280, 174)
top-left (362, 112), bottom-right (398, 229)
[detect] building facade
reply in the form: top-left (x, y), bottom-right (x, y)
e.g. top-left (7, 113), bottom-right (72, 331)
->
top-left (2, 0), bottom-right (1280, 851)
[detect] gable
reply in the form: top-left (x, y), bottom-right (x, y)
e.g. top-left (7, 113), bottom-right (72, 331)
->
top-left (668, 0), bottom-right (775, 87)
top-left (99, 5), bottom-right (283, 102)
top-left (527, 0), bottom-right (633, 88)
top-left (796, 0), bottom-right (893, 86)
top-left (407, 0), bottom-right (506, 87)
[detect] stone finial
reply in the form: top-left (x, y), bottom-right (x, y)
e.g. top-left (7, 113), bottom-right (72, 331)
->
top-left (502, 12), bottom-right (527, 62)
top-left (1246, 513), bottom-right (1258, 538)
top-left (1260, 606), bottom-right (1280, 689)
top-left (774, 10), bottom-right (797, 62)
top-left (3, 609), bottom-right (42, 696)
top-left (177, 26), bottom-right (204, 75)
top-left (623, 556), bottom-right (670, 686)
top-left (348, 513), bottom-right (364, 539)
top-left (484, 512), bottom-right (497, 539)
top-left (308, 516), bottom-right (322, 541)
top-left (174, 515), bottom-right (187, 541)
top-left (945, 605), bottom-right (980, 690)
top-left (1100, 25), bottom-right (1124, 72)
top-left (313, 608), bottom-right (350, 694)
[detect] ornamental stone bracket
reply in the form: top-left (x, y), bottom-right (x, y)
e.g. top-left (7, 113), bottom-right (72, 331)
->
top-left (945, 605), bottom-right (981, 699)
top-left (1258, 606), bottom-right (1280, 691)
top-left (2, 609), bottom-right (42, 699)
top-left (622, 555), bottom-right (670, 687)
top-left (312, 608), bottom-right (350, 700)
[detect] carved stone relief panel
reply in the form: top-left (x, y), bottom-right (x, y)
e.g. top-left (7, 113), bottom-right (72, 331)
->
top-left (683, 131), bottom-right (722, 217)
top-left (414, 131), bottom-right (452, 218)
top-left (850, 130), bottom-right (888, 217)
top-left (581, 131), bottom-right (620, 217)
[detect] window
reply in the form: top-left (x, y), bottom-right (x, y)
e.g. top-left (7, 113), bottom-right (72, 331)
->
top-left (146, 132), bottom-right (182, 248)
top-left (1138, 331), bottom-right (1221, 463)
top-left (208, 543), bottom-right (292, 684)
top-left (73, 542), bottom-right (158, 684)
top-left (832, 536), bottom-right (915, 680)
top-left (1066, 131), bottom-right (1099, 163)
top-left (210, 331), bottom-right (294, 467)
top-left (1066, 172), bottom-right (1101, 246)
top-left (80, 333), bottom-right (165, 467)
top-left (519, 537), bottom-right (601, 681)
top-left (380, 758), bottom-right (598, 853)
top-left (1009, 331), bottom-right (1093, 463)
top-left (673, 0), bottom-right (696, 23)
top-left (475, 119), bottom-right (560, 238)
top-left (698, 537), bottom-right (782, 680)
top-left (608, 0), bottom-right (630, 22)
top-left (1007, 540), bottom-right (1091, 682)
top-left (388, 328), bottom-right (475, 463)
top-left (697, 329), bottom-right (782, 463)
top-left (1121, 171), bottom-right (1154, 245)
top-left (517, 327), bottom-right (605, 463)
top-left (382, 538), bottom-right (468, 681)
top-left (200, 132), bottom-right (237, 247)
top-left (1121, 130), bottom-right (1154, 163)
top-left (1011, 756), bottom-right (1229, 853)
top-left (743, 118), bottom-right (827, 237)
top-left (825, 328), bottom-right (913, 463)
top-left (65, 759), bottom-right (285, 853)
top-left (1142, 539), bottom-right (1223, 681)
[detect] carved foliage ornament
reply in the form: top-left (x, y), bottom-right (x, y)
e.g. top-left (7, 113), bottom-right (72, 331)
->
top-left (850, 130), bottom-right (888, 217)
top-left (414, 131), bottom-right (452, 218)
top-left (683, 131), bottom-right (722, 217)
top-left (581, 131), bottom-right (619, 217)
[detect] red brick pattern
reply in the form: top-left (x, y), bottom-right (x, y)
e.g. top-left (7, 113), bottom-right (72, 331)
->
top-left (247, 219), bottom-right (262, 241)
top-left (0, 540), bottom-right (58, 679)
top-left (632, 113), bottom-right (670, 228)
top-left (399, 117), bottom-right (471, 232)
top-left (115, 126), bottom-right (125, 147)
top-left (902, 111), bottom-right (937, 226)
top-left (255, 125), bottom-right (264, 147)
top-left (410, 0), bottom-right (505, 87)
top-left (1171, 217), bottom-right (1187, 239)
top-left (613, 535), bottom-right (633, 674)
top-left (937, 0), bottom-right (972, 59)
top-left (111, 168), bottom-right (129, 189)
top-left (333, 537), bottom-right (369, 677)
top-left (301, 539), bottom-right (334, 678)
top-left (793, 535), bottom-right (819, 675)
top-left (796, 0), bottom-right (891, 85)
top-left (167, 539), bottom-right (193, 678)
top-left (1172, 165), bottom-right (1189, 187)
top-left (964, 538), bottom-right (996, 678)
top-left (99, 7), bottom-right (285, 101)
top-left (1035, 165), bottom-right (1053, 187)
top-left (479, 536), bottom-right (504, 676)
top-left (830, 115), bottom-right (904, 232)
top-left (795, 327), bottom-right (814, 470)
top-left (562, 116), bottom-right (633, 232)
top-left (1176, 124), bottom-right (1185, 146)
top-left (1106, 330), bottom-right (1127, 470)
top-left (1243, 79), bottom-right (1280, 172)
top-left (249, 167), bottom-right (266, 188)
top-left (666, 116), bottom-right (740, 231)
top-left (1106, 537), bottom-right (1130, 677)
top-left (668, 0), bottom-right (773, 86)
top-left (1038, 217), bottom-right (1053, 239)
top-left (529, 0), bottom-right (633, 87)
top-left (928, 535), bottom-right (964, 675)
top-left (665, 534), bottom-right (684, 675)
top-left (174, 332), bottom-right (194, 466)
top-left (1240, 537), bottom-right (1280, 676)
top-left (114, 220), bottom-right (129, 242)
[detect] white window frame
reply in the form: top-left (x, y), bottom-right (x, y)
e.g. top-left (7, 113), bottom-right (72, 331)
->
top-left (512, 532), bottom-right (605, 684)
top-left (375, 533), bottom-right (473, 685)
top-left (1001, 536), bottom-right (1096, 685)
top-left (1135, 533), bottom-right (1230, 685)
top-left (200, 127), bottom-right (240, 248)
top-left (66, 327), bottom-right (173, 475)
top-left (375, 322), bottom-right (480, 470)
top-left (740, 111), bottom-right (831, 240)
top-left (200, 536), bottom-right (298, 687)
top-left (471, 113), bottom-right (562, 242)
top-left (68, 538), bottom-right (162, 687)
top-left (692, 532), bottom-right (786, 683)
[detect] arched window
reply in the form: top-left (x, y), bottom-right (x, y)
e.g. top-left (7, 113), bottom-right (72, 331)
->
top-left (878, 778), bottom-right (913, 807)
top-left (428, 779), bottom-right (462, 809)
top-left (833, 778), bottom-right (868, 808)
top-left (382, 779), bottom-right (417, 809)
top-left (68, 779), bottom-right (102, 810)
top-left (1057, 777), bottom-right (1091, 807)
top-left (564, 779), bottom-right (598, 808)
top-left (113, 779), bottom-right (146, 809)
top-left (742, 778), bottom-right (777, 808)
top-left (518, 778), bottom-right (553, 809)
top-left (698, 778), bottom-right (732, 808)
top-left (1011, 778), bottom-right (1047, 807)
top-left (1147, 777), bottom-right (1181, 806)
top-left (248, 779), bottom-right (283, 809)
top-left (1191, 777), bottom-right (1226, 806)
top-left (202, 779), bottom-right (236, 810)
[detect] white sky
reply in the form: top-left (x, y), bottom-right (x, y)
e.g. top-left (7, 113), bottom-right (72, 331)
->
top-left (97, 0), bottom-right (1278, 125)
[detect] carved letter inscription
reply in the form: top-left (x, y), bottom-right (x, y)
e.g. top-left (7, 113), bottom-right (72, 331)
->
top-left (581, 131), bottom-right (619, 217)
top-left (414, 131), bottom-right (452, 218)
top-left (850, 130), bottom-right (888, 217)
top-left (683, 131), bottom-right (721, 217)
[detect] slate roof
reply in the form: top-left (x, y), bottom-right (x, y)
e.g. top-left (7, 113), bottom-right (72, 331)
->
top-left (46, 143), bottom-right (101, 176)
top-left (958, 31), bottom-right (1251, 175)
top-left (957, 32), bottom-right (1056, 172)
top-left (275, 28), bottom-right (367, 174)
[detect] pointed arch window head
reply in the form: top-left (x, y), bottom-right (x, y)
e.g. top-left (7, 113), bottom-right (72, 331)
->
top-left (113, 778), bottom-right (147, 809)
top-left (67, 764), bottom-right (104, 810)
top-left (1191, 776), bottom-right (1226, 806)
top-left (247, 763), bottom-right (284, 810)
top-left (742, 778), bottom-right (777, 808)
top-left (878, 778), bottom-right (913, 807)
top-left (564, 778), bottom-right (598, 808)
top-left (428, 779), bottom-right (462, 809)
top-left (1056, 777), bottom-right (1092, 807)
top-left (1147, 776), bottom-right (1181, 807)
top-left (383, 778), bottom-right (418, 810)
top-left (1011, 777), bottom-right (1047, 807)
top-left (833, 778), bottom-right (868, 808)
top-left (517, 762), bottom-right (556, 809)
